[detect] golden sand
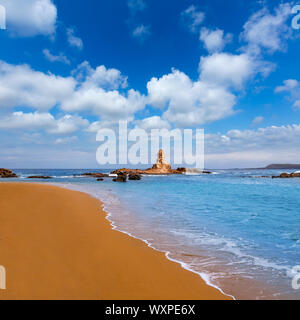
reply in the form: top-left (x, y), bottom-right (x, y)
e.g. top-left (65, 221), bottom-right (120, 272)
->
top-left (0, 183), bottom-right (229, 300)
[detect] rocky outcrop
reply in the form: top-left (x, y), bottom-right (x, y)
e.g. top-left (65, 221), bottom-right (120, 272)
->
top-left (27, 176), bottom-right (52, 179)
top-left (81, 172), bottom-right (109, 178)
top-left (0, 168), bottom-right (18, 178)
top-left (128, 173), bottom-right (142, 181)
top-left (272, 172), bottom-right (300, 179)
top-left (110, 150), bottom-right (186, 176)
top-left (97, 178), bottom-right (104, 181)
top-left (152, 149), bottom-right (172, 172)
top-left (113, 172), bottom-right (127, 182)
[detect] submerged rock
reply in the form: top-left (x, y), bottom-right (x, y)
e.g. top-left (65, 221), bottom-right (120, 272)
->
top-left (81, 172), bottom-right (109, 178)
top-left (97, 178), bottom-right (104, 181)
top-left (128, 173), bottom-right (142, 181)
top-left (0, 168), bottom-right (18, 178)
top-left (27, 176), bottom-right (52, 179)
top-left (272, 172), bottom-right (300, 179)
top-left (113, 172), bottom-right (127, 182)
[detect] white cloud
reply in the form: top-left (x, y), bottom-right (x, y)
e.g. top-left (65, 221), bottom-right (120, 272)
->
top-left (252, 116), bottom-right (264, 125)
top-left (199, 52), bottom-right (254, 89)
top-left (200, 28), bottom-right (232, 53)
top-left (67, 27), bottom-right (83, 50)
top-left (2, 0), bottom-right (57, 36)
top-left (275, 79), bottom-right (299, 93)
top-left (0, 60), bottom-right (145, 122)
top-left (241, 3), bottom-right (292, 55)
top-left (132, 24), bottom-right (151, 40)
top-left (73, 61), bottom-right (128, 90)
top-left (147, 68), bottom-right (236, 127)
top-left (275, 79), bottom-right (300, 110)
top-left (0, 112), bottom-right (54, 129)
top-left (135, 116), bottom-right (170, 130)
top-left (181, 5), bottom-right (205, 33)
top-left (0, 112), bottom-right (89, 135)
top-left (205, 124), bottom-right (300, 167)
top-left (0, 61), bottom-right (76, 111)
top-left (48, 115), bottom-right (89, 135)
top-left (54, 136), bottom-right (78, 145)
top-left (61, 87), bottom-right (145, 120)
top-left (43, 49), bottom-right (70, 64)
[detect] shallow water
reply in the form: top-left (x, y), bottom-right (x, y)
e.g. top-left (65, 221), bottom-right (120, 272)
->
top-left (6, 168), bottom-right (300, 299)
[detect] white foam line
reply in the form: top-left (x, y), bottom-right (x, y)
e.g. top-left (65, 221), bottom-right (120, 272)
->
top-left (52, 182), bottom-right (236, 300)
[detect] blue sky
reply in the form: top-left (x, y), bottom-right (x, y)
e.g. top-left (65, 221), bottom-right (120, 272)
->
top-left (0, 0), bottom-right (300, 168)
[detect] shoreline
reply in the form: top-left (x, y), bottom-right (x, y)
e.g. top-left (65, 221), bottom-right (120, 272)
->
top-left (52, 182), bottom-right (234, 299)
top-left (0, 182), bottom-right (230, 300)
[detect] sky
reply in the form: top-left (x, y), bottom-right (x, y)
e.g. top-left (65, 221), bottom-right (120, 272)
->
top-left (0, 0), bottom-right (300, 169)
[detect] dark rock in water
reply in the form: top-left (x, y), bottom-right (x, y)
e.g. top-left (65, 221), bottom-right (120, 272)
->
top-left (0, 168), bottom-right (18, 178)
top-left (97, 178), bottom-right (104, 181)
top-left (113, 172), bottom-right (127, 182)
top-left (203, 170), bottom-right (213, 174)
top-left (82, 172), bottom-right (109, 178)
top-left (280, 173), bottom-right (290, 178)
top-left (271, 172), bottom-right (300, 179)
top-left (27, 176), bottom-right (52, 179)
top-left (128, 173), bottom-right (142, 181)
top-left (291, 172), bottom-right (300, 178)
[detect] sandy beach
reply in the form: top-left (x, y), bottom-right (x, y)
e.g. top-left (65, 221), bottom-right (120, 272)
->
top-left (0, 183), bottom-right (229, 300)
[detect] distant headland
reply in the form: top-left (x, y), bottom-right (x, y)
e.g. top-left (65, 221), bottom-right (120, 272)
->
top-left (263, 164), bottom-right (300, 170)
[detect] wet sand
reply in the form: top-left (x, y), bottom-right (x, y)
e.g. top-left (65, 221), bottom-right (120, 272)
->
top-left (0, 183), bottom-right (230, 300)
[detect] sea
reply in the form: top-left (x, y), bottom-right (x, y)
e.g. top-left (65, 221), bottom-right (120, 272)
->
top-left (5, 168), bottom-right (300, 300)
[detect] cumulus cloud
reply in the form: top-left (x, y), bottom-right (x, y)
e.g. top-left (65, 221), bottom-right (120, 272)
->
top-left (181, 5), bottom-right (205, 33)
top-left (0, 60), bottom-right (145, 122)
top-left (135, 116), bottom-right (170, 130)
top-left (200, 28), bottom-right (232, 53)
top-left (0, 61), bottom-right (76, 111)
top-left (205, 124), bottom-right (300, 167)
top-left (72, 61), bottom-right (128, 90)
top-left (2, 0), bottom-right (57, 36)
top-left (0, 112), bottom-right (54, 130)
top-left (206, 124), bottom-right (300, 153)
top-left (0, 112), bottom-right (89, 135)
top-left (275, 79), bottom-right (300, 110)
top-left (43, 49), bottom-right (70, 64)
top-left (199, 52), bottom-right (254, 89)
top-left (147, 68), bottom-right (236, 127)
top-left (241, 3), bottom-right (292, 55)
top-left (67, 27), bottom-right (83, 50)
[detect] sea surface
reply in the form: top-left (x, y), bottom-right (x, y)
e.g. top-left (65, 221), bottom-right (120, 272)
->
top-left (5, 168), bottom-right (300, 299)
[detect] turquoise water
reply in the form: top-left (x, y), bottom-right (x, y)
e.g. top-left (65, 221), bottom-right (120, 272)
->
top-left (5, 169), bottom-right (300, 299)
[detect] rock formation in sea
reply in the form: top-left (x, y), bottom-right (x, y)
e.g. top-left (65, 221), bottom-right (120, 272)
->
top-left (0, 168), bottom-right (18, 178)
top-left (113, 172), bottom-right (127, 182)
top-left (272, 172), bottom-right (300, 179)
top-left (152, 149), bottom-right (172, 172)
top-left (110, 150), bottom-right (187, 176)
top-left (27, 176), bottom-right (52, 179)
top-left (128, 173), bottom-right (142, 181)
